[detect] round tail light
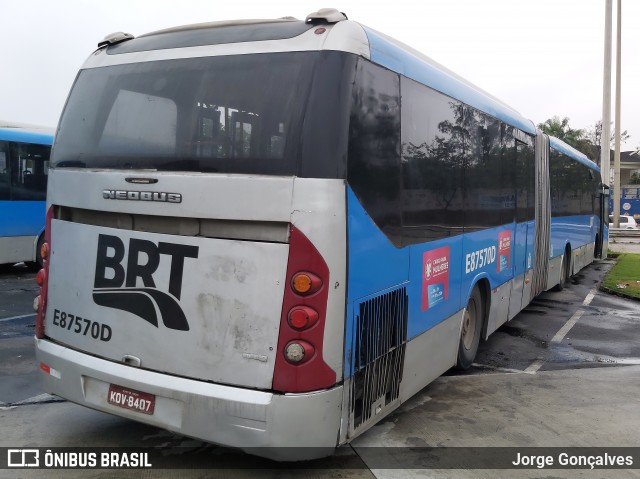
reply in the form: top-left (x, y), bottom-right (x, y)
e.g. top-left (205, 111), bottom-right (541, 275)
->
top-left (291, 272), bottom-right (322, 295)
top-left (288, 306), bottom-right (319, 330)
top-left (36, 269), bottom-right (47, 286)
top-left (284, 341), bottom-right (315, 364)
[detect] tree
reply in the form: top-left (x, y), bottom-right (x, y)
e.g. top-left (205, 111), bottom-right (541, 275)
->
top-left (584, 120), bottom-right (631, 165)
top-left (537, 116), bottom-right (597, 161)
top-left (537, 116), bottom-right (639, 166)
top-left (537, 116), bottom-right (640, 167)
top-left (538, 116), bottom-right (585, 147)
top-left (585, 120), bottom-right (629, 149)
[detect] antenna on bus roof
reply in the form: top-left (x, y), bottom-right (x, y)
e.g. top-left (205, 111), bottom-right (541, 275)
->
top-left (305, 8), bottom-right (348, 24)
top-left (98, 32), bottom-right (135, 48)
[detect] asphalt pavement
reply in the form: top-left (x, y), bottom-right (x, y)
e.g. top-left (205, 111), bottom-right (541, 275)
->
top-left (608, 229), bottom-right (640, 254)
top-left (0, 264), bottom-right (42, 406)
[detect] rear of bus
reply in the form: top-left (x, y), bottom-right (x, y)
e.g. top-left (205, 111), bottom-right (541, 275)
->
top-left (34, 15), bottom-right (364, 459)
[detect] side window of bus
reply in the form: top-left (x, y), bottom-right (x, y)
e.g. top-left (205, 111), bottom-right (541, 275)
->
top-left (515, 133), bottom-right (535, 222)
top-left (400, 77), bottom-right (464, 243)
top-left (549, 150), bottom-right (564, 216)
top-left (348, 59), bottom-right (402, 246)
top-left (9, 142), bottom-right (50, 201)
top-left (499, 123), bottom-right (517, 226)
top-left (0, 141), bottom-right (9, 200)
top-left (550, 150), bottom-right (585, 217)
top-left (583, 168), bottom-right (596, 215)
top-left (463, 109), bottom-right (513, 231)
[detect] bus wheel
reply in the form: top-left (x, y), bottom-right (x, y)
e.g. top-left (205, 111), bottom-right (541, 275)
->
top-left (456, 286), bottom-right (483, 370)
top-left (27, 235), bottom-right (45, 271)
top-left (553, 250), bottom-right (570, 291)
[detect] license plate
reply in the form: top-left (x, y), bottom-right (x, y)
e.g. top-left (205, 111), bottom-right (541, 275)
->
top-left (107, 384), bottom-right (155, 415)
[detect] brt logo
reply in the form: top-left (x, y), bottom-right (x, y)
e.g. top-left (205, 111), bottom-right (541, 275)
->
top-left (93, 234), bottom-right (199, 331)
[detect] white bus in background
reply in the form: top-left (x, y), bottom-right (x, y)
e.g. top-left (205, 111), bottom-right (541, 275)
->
top-left (35, 9), bottom-right (604, 460)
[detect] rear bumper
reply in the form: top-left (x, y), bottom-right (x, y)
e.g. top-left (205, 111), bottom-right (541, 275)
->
top-left (36, 339), bottom-right (343, 460)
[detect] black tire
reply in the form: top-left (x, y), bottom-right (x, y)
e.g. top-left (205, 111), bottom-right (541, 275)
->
top-left (456, 286), bottom-right (484, 370)
top-left (552, 251), bottom-right (570, 292)
top-left (594, 234), bottom-right (601, 259)
top-left (26, 234), bottom-right (45, 271)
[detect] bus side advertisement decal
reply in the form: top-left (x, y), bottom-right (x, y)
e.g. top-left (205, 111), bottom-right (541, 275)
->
top-left (498, 230), bottom-right (512, 273)
top-left (422, 246), bottom-right (450, 311)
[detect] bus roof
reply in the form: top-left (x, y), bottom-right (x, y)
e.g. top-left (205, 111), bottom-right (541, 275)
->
top-left (549, 136), bottom-right (600, 172)
top-left (0, 123), bottom-right (54, 146)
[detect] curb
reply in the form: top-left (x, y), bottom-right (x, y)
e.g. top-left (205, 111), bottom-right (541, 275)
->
top-left (599, 285), bottom-right (640, 303)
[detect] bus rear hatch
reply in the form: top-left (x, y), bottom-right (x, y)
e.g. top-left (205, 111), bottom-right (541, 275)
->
top-left (44, 187), bottom-right (290, 390)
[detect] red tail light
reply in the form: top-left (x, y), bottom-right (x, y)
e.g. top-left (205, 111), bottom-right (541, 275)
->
top-left (35, 206), bottom-right (54, 339)
top-left (287, 306), bottom-right (319, 330)
top-left (272, 225), bottom-right (336, 393)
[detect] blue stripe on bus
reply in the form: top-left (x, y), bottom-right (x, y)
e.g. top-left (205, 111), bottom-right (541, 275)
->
top-left (360, 26), bottom-right (537, 136)
top-left (0, 201), bottom-right (47, 236)
top-left (345, 186), bottom-right (598, 378)
top-left (0, 128), bottom-right (54, 146)
top-left (549, 215), bottom-right (600, 260)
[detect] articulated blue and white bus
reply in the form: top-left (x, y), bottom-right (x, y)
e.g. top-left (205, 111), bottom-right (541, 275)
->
top-left (35, 9), bottom-right (605, 460)
top-left (0, 124), bottom-right (53, 268)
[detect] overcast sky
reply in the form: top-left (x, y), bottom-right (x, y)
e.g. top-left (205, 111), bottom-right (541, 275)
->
top-left (2, 0), bottom-right (639, 152)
